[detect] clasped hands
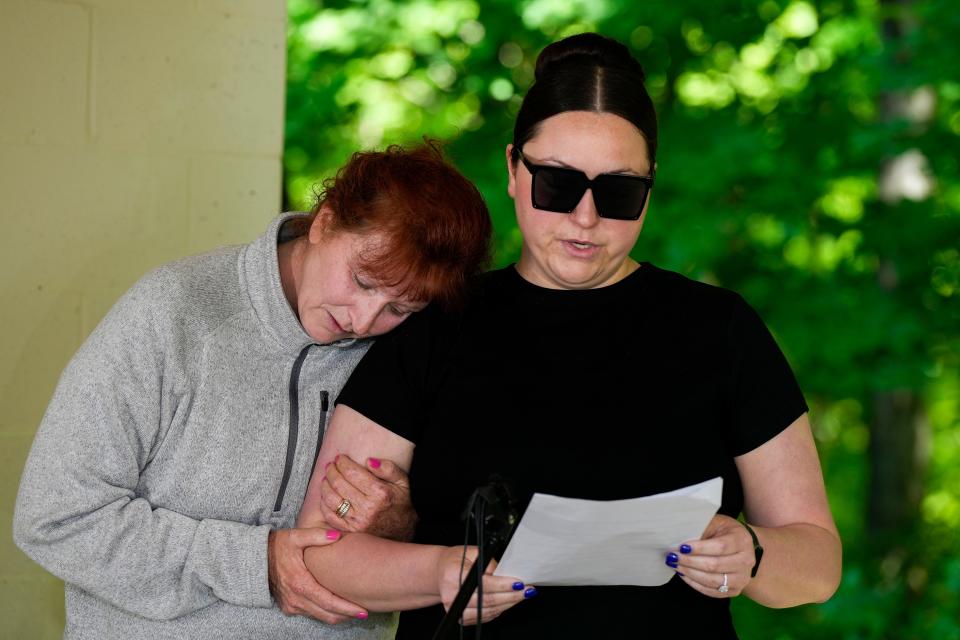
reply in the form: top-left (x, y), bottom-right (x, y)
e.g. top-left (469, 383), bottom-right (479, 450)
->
top-left (268, 454), bottom-right (532, 624)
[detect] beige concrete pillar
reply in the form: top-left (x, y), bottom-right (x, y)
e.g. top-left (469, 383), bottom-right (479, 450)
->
top-left (0, 1), bottom-right (287, 635)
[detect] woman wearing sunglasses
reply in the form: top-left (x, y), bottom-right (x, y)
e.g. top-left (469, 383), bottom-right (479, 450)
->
top-left (296, 33), bottom-right (841, 638)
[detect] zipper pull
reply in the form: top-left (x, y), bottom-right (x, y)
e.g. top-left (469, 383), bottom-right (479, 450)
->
top-left (313, 390), bottom-right (330, 469)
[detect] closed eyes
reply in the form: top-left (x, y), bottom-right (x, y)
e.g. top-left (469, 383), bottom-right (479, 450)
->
top-left (387, 305), bottom-right (412, 317)
top-left (352, 272), bottom-right (373, 290)
top-left (354, 272), bottom-right (414, 317)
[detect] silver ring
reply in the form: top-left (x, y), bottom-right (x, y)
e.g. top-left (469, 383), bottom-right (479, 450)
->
top-left (335, 498), bottom-right (351, 518)
top-left (718, 572), bottom-right (729, 593)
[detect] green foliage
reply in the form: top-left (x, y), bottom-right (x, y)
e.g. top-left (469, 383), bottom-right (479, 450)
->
top-left (286, 0), bottom-right (960, 636)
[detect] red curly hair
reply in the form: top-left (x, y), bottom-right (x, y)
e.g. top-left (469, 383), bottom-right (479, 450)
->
top-left (311, 141), bottom-right (492, 309)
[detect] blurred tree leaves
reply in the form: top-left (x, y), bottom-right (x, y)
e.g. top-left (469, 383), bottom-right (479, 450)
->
top-left (286, 0), bottom-right (960, 636)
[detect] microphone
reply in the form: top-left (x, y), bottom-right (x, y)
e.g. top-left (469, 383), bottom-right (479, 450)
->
top-left (431, 475), bottom-right (518, 640)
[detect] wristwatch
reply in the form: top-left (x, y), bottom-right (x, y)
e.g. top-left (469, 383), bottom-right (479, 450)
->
top-left (741, 521), bottom-right (764, 578)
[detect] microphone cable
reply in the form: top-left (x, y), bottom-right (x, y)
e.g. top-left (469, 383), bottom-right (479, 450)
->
top-left (458, 487), bottom-right (488, 639)
top-left (435, 475), bottom-right (516, 640)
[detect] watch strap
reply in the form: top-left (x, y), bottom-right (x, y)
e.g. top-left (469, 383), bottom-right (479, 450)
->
top-left (741, 521), bottom-right (763, 578)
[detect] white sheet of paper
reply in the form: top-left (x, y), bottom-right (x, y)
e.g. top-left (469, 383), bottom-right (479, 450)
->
top-left (493, 477), bottom-right (723, 587)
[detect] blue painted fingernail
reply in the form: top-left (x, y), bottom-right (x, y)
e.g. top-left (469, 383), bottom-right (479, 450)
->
top-left (675, 570), bottom-right (685, 577)
top-left (666, 552), bottom-right (679, 563)
top-left (666, 558), bottom-right (678, 568)
top-left (523, 587), bottom-right (538, 598)
top-left (680, 544), bottom-right (692, 554)
top-left (512, 582), bottom-right (524, 591)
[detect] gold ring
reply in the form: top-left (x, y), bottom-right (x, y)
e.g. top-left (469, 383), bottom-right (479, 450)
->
top-left (336, 498), bottom-right (351, 518)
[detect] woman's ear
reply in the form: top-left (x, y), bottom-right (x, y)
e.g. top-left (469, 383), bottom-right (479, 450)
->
top-left (308, 205), bottom-right (333, 244)
top-left (505, 144), bottom-right (517, 199)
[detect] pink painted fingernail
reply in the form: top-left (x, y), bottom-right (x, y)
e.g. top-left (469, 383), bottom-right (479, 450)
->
top-left (326, 529), bottom-right (341, 540)
top-left (356, 612), bottom-right (369, 620)
top-left (368, 457), bottom-right (381, 469)
top-left (335, 454), bottom-right (340, 462)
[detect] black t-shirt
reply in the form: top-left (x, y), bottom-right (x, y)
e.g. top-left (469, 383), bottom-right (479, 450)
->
top-left (338, 264), bottom-right (807, 639)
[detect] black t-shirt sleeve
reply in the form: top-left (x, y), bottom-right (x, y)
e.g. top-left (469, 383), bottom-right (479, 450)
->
top-left (335, 305), bottom-right (439, 444)
top-left (725, 294), bottom-right (808, 456)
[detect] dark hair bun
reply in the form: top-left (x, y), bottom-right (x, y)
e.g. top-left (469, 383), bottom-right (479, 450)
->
top-left (535, 32), bottom-right (645, 82)
top-left (514, 32), bottom-right (658, 166)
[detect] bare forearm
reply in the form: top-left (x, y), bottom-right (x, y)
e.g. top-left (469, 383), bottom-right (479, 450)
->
top-left (297, 477), bottom-right (324, 528)
top-left (743, 522), bottom-right (842, 608)
top-left (303, 533), bottom-right (447, 611)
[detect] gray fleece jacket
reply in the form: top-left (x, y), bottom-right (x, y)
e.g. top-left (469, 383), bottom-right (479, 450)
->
top-left (14, 213), bottom-right (397, 639)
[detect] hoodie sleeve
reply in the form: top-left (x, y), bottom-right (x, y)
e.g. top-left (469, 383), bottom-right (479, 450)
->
top-left (12, 272), bottom-right (274, 620)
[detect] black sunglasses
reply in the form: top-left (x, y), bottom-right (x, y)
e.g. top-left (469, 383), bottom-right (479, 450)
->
top-left (518, 151), bottom-right (654, 221)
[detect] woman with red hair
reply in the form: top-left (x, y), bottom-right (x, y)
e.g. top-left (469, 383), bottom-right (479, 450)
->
top-left (14, 142), bottom-right (516, 640)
